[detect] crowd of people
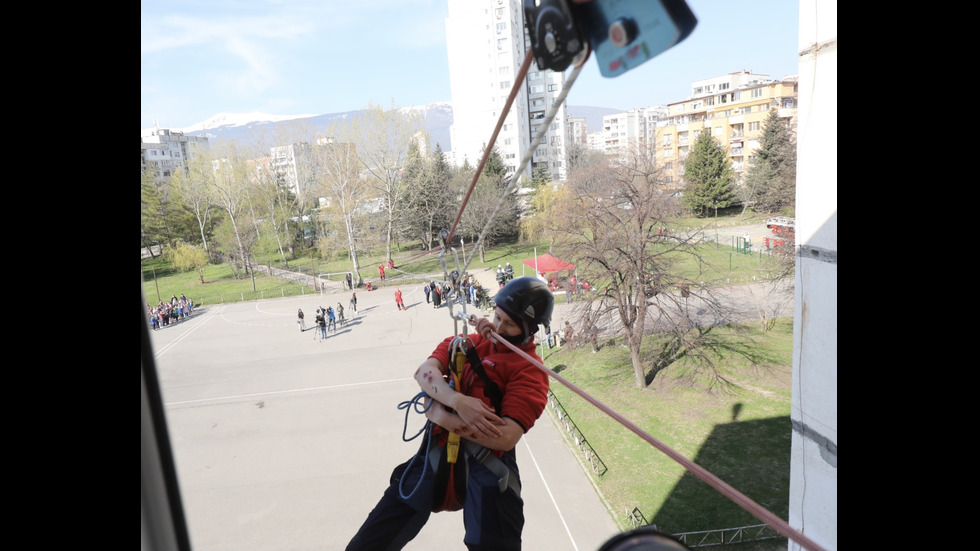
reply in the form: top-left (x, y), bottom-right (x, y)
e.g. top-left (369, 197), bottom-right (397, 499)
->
top-left (147, 294), bottom-right (194, 330)
top-left (420, 273), bottom-right (493, 312)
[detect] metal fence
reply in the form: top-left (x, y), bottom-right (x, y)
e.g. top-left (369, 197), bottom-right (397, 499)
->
top-left (547, 390), bottom-right (608, 477)
top-left (673, 524), bottom-right (783, 548)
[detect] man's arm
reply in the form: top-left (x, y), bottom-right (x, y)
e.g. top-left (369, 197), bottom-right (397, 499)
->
top-left (424, 400), bottom-right (523, 451)
top-left (415, 357), bottom-right (504, 438)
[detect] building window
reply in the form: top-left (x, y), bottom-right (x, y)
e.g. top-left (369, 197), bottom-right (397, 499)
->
top-left (751, 88), bottom-right (763, 98)
top-left (497, 38), bottom-right (506, 50)
top-left (663, 133), bottom-right (672, 145)
top-left (529, 84), bottom-right (544, 94)
top-left (500, 80), bottom-right (510, 89)
top-left (500, 66), bottom-right (510, 75)
top-left (496, 22), bottom-right (506, 33)
top-left (547, 83), bottom-right (559, 92)
top-left (748, 121), bottom-right (760, 132)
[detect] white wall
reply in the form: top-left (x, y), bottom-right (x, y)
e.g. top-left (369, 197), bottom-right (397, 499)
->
top-left (789, 0), bottom-right (838, 549)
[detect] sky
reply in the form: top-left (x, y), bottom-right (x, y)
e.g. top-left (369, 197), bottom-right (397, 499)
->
top-left (141, 0), bottom-right (800, 132)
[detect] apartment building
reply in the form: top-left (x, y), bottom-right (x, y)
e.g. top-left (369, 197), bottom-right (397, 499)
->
top-left (446, 0), bottom-right (568, 183)
top-left (593, 105), bottom-right (668, 157)
top-left (141, 128), bottom-right (210, 184)
top-left (656, 71), bottom-right (798, 188)
top-left (566, 116), bottom-right (588, 149)
top-left (270, 142), bottom-right (314, 196)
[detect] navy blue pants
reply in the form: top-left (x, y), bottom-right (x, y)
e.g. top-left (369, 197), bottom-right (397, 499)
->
top-left (346, 450), bottom-right (525, 550)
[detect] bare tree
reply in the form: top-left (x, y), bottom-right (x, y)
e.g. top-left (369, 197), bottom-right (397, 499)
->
top-left (551, 145), bottom-right (738, 389)
top-left (455, 166), bottom-right (520, 264)
top-left (210, 141), bottom-right (257, 276)
top-left (311, 130), bottom-right (371, 286)
top-left (351, 101), bottom-right (424, 264)
top-left (170, 152), bottom-right (217, 261)
top-left (249, 162), bottom-right (297, 268)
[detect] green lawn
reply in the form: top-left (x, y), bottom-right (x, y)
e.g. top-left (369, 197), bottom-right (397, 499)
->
top-left (539, 321), bottom-right (792, 544)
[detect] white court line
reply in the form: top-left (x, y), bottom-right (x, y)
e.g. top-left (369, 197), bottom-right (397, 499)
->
top-left (522, 436), bottom-right (579, 551)
top-left (152, 306), bottom-right (222, 358)
top-left (164, 377), bottom-right (414, 407)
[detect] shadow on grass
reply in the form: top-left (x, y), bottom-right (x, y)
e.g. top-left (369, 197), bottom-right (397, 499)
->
top-left (651, 416), bottom-right (791, 536)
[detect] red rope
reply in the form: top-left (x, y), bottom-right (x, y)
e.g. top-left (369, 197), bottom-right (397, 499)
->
top-left (476, 328), bottom-right (826, 551)
top-left (443, 50), bottom-right (534, 249)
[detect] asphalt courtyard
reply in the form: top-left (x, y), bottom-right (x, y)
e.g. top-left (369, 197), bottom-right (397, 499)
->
top-left (147, 280), bottom-right (621, 551)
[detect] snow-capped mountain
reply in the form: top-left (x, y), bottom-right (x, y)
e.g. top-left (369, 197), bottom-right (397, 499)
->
top-left (185, 112), bottom-right (321, 133)
top-left (144, 102), bottom-right (618, 153)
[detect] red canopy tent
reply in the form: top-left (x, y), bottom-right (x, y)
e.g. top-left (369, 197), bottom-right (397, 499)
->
top-left (522, 253), bottom-right (576, 274)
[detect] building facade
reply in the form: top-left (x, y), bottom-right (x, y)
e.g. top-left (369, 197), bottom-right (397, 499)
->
top-left (446, 0), bottom-right (568, 183)
top-left (656, 71), bottom-right (798, 188)
top-left (141, 128), bottom-right (210, 183)
top-left (593, 106), bottom-right (668, 157)
top-left (270, 142), bottom-right (314, 196)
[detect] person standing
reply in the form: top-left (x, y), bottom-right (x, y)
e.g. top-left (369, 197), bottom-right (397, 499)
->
top-left (327, 306), bottom-right (337, 332)
top-left (346, 272), bottom-right (353, 290)
top-left (345, 277), bottom-right (555, 551)
top-left (379, 264), bottom-right (386, 281)
top-left (336, 303), bottom-right (346, 327)
top-left (423, 283), bottom-right (431, 304)
top-left (504, 262), bottom-right (514, 281)
top-left (395, 289), bottom-right (406, 311)
top-left (315, 310), bottom-right (327, 341)
top-left (297, 308), bottom-right (306, 331)
top-left (350, 292), bottom-right (358, 315)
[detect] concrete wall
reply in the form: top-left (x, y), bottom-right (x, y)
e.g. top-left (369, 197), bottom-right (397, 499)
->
top-left (789, 1), bottom-right (838, 550)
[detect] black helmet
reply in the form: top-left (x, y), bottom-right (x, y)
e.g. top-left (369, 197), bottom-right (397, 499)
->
top-left (493, 277), bottom-right (554, 344)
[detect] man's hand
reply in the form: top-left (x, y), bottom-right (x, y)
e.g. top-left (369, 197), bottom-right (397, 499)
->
top-left (452, 394), bottom-right (505, 438)
top-left (469, 314), bottom-right (496, 340)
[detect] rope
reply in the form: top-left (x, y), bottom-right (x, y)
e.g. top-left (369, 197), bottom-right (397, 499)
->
top-left (480, 329), bottom-right (827, 551)
top-left (396, 391), bottom-right (434, 501)
top-left (460, 60), bottom-right (586, 276)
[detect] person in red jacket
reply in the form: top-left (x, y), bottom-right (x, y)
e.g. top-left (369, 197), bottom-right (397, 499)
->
top-left (394, 289), bottom-right (406, 310)
top-left (346, 277), bottom-right (554, 551)
top-left (378, 264), bottom-right (386, 280)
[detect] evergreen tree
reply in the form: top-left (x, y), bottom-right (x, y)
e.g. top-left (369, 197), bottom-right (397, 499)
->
top-left (682, 131), bottom-right (737, 217)
top-left (744, 110), bottom-right (796, 213)
top-left (141, 170), bottom-right (167, 257)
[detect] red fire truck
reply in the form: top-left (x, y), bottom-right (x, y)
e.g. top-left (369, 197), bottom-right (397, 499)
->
top-left (765, 217), bottom-right (795, 251)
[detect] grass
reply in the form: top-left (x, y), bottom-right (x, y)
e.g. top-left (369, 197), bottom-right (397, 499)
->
top-left (540, 321), bottom-right (793, 549)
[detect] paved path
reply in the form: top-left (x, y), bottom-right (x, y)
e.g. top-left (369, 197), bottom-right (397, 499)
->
top-left (149, 285), bottom-right (620, 551)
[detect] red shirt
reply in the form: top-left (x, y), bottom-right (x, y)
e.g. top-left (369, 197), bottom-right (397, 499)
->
top-left (428, 333), bottom-right (549, 449)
